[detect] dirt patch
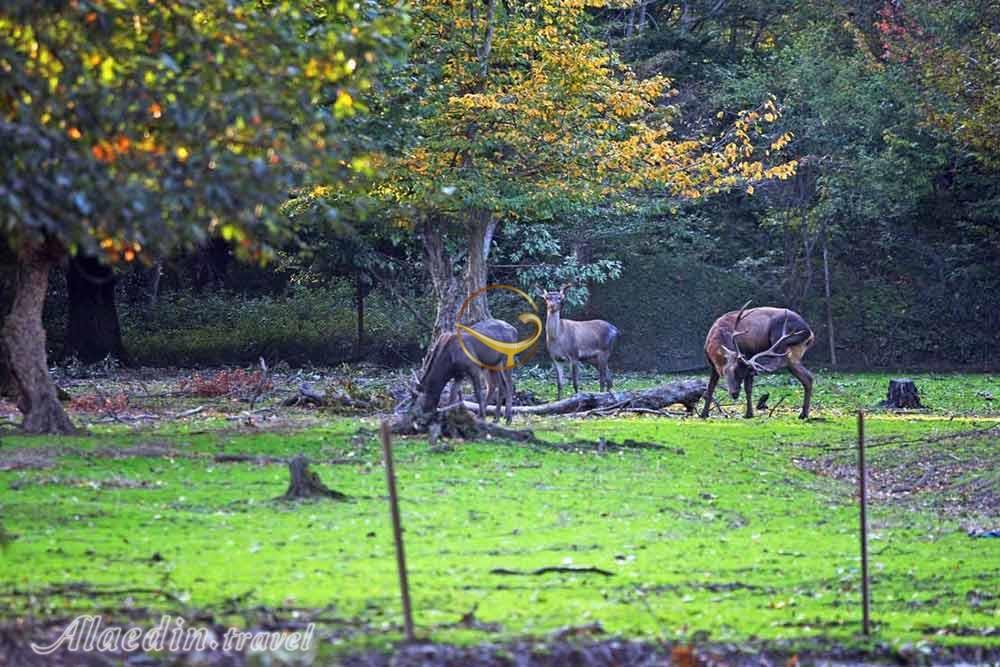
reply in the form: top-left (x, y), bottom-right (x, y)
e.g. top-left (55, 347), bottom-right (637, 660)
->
top-left (91, 443), bottom-right (184, 459)
top-left (8, 475), bottom-right (156, 491)
top-left (0, 446), bottom-right (64, 471)
top-left (795, 428), bottom-right (1000, 531)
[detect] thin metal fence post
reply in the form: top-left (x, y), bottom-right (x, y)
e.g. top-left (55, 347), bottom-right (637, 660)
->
top-left (858, 409), bottom-right (871, 636)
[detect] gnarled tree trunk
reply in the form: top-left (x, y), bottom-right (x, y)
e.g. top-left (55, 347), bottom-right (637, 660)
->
top-left (0, 260), bottom-right (17, 400)
top-left (64, 255), bottom-right (127, 364)
top-left (2, 250), bottom-right (76, 434)
top-left (420, 213), bottom-right (497, 367)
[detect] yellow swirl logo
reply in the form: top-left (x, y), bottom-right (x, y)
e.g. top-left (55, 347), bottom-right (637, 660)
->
top-left (455, 285), bottom-right (543, 371)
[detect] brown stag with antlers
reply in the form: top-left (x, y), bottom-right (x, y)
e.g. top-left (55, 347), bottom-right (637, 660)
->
top-left (701, 302), bottom-right (816, 419)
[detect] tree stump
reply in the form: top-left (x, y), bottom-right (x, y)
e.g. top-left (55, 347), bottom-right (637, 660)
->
top-left (278, 455), bottom-right (348, 501)
top-left (881, 378), bottom-right (923, 409)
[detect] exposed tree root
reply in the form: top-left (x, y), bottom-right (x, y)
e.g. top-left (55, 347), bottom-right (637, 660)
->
top-left (389, 405), bottom-right (537, 447)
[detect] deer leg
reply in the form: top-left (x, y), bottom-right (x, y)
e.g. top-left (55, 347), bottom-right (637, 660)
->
top-left (700, 368), bottom-right (719, 418)
top-left (503, 368), bottom-right (514, 424)
top-left (495, 372), bottom-right (504, 423)
top-left (470, 371), bottom-right (486, 420)
top-left (743, 374), bottom-right (755, 418)
top-left (788, 362), bottom-right (814, 419)
top-left (570, 360), bottom-right (579, 395)
top-left (553, 360), bottom-right (565, 400)
top-left (487, 371), bottom-right (499, 422)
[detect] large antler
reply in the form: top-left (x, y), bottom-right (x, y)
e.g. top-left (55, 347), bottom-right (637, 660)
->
top-left (729, 300), bottom-right (753, 357)
top-left (734, 300), bottom-right (753, 325)
top-left (744, 310), bottom-right (806, 373)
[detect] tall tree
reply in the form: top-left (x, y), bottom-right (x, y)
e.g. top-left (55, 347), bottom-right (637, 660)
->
top-left (374, 0), bottom-right (795, 350)
top-left (0, 0), bottom-right (403, 432)
top-left (64, 255), bottom-right (127, 364)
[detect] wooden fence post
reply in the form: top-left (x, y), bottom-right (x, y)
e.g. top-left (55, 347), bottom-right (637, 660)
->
top-left (380, 420), bottom-right (416, 642)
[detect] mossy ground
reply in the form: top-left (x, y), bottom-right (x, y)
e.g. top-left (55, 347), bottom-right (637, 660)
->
top-left (0, 370), bottom-right (997, 662)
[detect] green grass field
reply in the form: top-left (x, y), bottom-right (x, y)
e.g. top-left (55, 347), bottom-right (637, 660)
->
top-left (1, 370), bottom-right (997, 662)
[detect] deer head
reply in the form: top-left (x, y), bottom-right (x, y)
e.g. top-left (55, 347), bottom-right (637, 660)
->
top-left (541, 284), bottom-right (570, 315)
top-left (721, 305), bottom-right (807, 398)
top-left (719, 301), bottom-right (753, 398)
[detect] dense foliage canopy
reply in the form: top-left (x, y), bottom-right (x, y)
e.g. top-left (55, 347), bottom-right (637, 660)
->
top-left (1, 0), bottom-right (403, 261)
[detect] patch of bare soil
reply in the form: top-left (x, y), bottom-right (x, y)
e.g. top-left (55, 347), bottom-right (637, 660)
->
top-left (795, 428), bottom-right (1000, 532)
top-left (8, 475), bottom-right (155, 491)
top-left (0, 442), bottom-right (188, 473)
top-left (0, 447), bottom-right (61, 471)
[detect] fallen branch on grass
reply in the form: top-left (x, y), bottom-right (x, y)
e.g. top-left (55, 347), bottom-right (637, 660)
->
top-left (282, 382), bottom-right (372, 410)
top-left (490, 566), bottom-right (615, 577)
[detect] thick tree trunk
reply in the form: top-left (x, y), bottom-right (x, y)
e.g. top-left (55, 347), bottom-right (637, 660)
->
top-left (193, 238), bottom-right (232, 290)
top-left (463, 211), bottom-right (495, 322)
top-left (64, 255), bottom-right (127, 364)
top-left (0, 262), bottom-right (16, 400)
top-left (422, 219), bottom-right (462, 346)
top-left (420, 214), bottom-right (495, 367)
top-left (0, 348), bottom-right (15, 400)
top-left (2, 251), bottom-right (76, 434)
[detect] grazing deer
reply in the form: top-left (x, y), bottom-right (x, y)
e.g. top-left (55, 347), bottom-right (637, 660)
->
top-left (541, 285), bottom-right (620, 399)
top-left (701, 302), bottom-right (815, 419)
top-left (415, 319), bottom-right (516, 423)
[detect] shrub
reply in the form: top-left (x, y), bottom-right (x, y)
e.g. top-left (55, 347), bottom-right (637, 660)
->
top-left (118, 282), bottom-right (430, 367)
top-left (178, 368), bottom-right (273, 398)
top-left (69, 393), bottom-right (129, 413)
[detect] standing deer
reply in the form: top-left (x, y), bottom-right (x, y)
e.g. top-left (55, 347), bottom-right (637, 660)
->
top-left (541, 285), bottom-right (620, 399)
top-left (701, 302), bottom-right (815, 419)
top-left (415, 319), bottom-right (516, 423)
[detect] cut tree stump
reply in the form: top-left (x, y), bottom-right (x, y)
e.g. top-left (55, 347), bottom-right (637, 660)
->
top-left (278, 455), bottom-right (348, 501)
top-left (881, 378), bottom-right (924, 409)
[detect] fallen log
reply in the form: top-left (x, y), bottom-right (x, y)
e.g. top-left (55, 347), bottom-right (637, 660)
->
top-left (462, 378), bottom-right (707, 416)
top-left (282, 382), bottom-right (372, 410)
